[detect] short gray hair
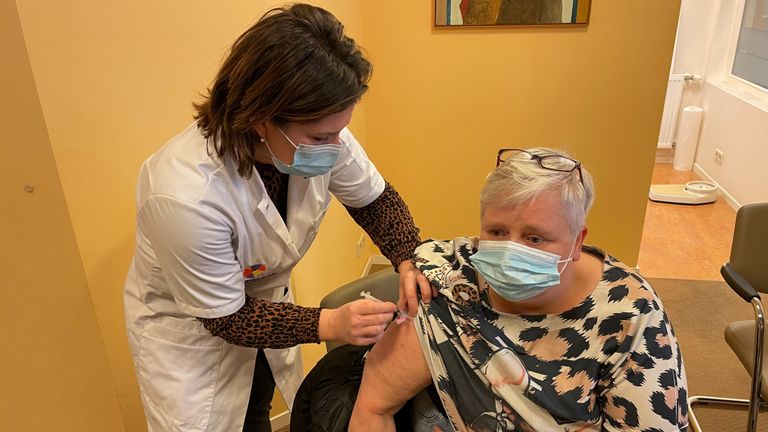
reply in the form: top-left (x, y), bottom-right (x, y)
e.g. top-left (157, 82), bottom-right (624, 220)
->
top-left (480, 147), bottom-right (595, 235)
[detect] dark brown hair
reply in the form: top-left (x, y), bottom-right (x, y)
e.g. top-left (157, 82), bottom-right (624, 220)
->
top-left (194, 4), bottom-right (372, 178)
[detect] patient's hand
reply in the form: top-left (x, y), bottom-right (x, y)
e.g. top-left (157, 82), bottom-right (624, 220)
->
top-left (349, 312), bottom-right (432, 432)
top-left (397, 260), bottom-right (437, 317)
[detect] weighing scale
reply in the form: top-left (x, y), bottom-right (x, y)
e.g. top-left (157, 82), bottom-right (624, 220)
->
top-left (648, 181), bottom-right (719, 205)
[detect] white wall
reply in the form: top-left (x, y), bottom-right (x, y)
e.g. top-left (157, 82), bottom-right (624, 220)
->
top-left (673, 0), bottom-right (768, 206)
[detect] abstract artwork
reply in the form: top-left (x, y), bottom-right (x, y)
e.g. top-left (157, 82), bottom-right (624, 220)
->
top-left (435, 0), bottom-right (591, 26)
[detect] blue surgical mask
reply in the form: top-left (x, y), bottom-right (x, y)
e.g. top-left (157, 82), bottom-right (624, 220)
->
top-left (469, 240), bottom-right (575, 302)
top-left (263, 127), bottom-right (341, 178)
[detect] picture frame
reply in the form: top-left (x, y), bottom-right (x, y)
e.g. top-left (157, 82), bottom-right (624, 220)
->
top-left (435, 0), bottom-right (591, 27)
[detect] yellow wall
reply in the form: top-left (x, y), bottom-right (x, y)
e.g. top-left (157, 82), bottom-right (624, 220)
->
top-left (1, 0), bottom-right (124, 430)
top-left (359, 1), bottom-right (681, 266)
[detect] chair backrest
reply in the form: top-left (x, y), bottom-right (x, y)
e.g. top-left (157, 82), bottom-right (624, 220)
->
top-left (320, 269), bottom-right (400, 352)
top-left (729, 203), bottom-right (768, 294)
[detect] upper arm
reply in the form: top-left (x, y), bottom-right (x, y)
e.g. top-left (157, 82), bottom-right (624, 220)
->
top-left (601, 309), bottom-right (688, 431)
top-left (139, 196), bottom-right (245, 318)
top-left (356, 318), bottom-right (433, 415)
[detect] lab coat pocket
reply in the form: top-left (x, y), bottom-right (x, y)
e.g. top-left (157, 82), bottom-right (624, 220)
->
top-left (137, 322), bottom-right (224, 430)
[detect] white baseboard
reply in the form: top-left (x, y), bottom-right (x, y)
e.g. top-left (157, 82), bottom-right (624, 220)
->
top-left (692, 163), bottom-right (740, 211)
top-left (270, 410), bottom-right (290, 430)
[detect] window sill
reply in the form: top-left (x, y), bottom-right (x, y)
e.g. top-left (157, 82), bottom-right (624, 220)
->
top-left (708, 78), bottom-right (768, 114)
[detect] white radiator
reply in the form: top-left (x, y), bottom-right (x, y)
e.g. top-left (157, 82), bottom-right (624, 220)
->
top-left (657, 75), bottom-right (685, 149)
top-left (657, 73), bottom-right (701, 149)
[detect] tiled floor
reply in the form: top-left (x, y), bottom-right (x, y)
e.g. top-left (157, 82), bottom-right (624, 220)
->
top-left (637, 163), bottom-right (737, 281)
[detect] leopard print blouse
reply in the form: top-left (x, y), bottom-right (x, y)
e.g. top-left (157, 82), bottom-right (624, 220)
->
top-left (198, 163), bottom-right (420, 349)
top-left (413, 238), bottom-right (689, 431)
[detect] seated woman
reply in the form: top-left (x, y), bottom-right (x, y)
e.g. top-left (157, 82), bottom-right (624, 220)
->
top-left (349, 148), bottom-right (689, 431)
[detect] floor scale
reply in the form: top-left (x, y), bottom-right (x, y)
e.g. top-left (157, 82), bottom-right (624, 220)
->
top-left (648, 181), bottom-right (719, 205)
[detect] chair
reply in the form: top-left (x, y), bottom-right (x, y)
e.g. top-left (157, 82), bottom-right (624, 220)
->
top-left (688, 202), bottom-right (768, 432)
top-left (320, 269), bottom-right (400, 352)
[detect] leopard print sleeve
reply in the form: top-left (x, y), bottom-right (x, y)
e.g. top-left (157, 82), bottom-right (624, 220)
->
top-left (344, 181), bottom-right (421, 269)
top-left (198, 297), bottom-right (322, 349)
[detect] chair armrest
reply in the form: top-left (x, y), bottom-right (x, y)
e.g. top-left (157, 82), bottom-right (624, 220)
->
top-left (320, 270), bottom-right (399, 309)
top-left (722, 263), bottom-right (760, 303)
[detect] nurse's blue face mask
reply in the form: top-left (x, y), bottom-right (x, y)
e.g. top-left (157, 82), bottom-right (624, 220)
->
top-left (263, 126), bottom-right (341, 178)
top-left (469, 239), bottom-right (577, 302)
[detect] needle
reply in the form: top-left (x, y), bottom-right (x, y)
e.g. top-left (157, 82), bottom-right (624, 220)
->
top-left (359, 290), bottom-right (410, 323)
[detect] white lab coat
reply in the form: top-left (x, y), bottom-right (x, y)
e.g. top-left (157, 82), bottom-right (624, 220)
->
top-left (124, 123), bottom-right (384, 431)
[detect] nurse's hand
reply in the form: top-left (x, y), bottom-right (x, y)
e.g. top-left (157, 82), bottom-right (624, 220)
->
top-left (397, 260), bottom-right (436, 317)
top-left (318, 300), bottom-right (396, 346)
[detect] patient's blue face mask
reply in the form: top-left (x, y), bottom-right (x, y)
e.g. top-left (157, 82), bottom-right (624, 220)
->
top-left (469, 240), bottom-right (576, 302)
top-left (264, 126), bottom-right (341, 178)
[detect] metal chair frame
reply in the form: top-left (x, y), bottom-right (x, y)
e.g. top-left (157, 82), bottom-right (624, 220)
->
top-left (687, 203), bottom-right (768, 432)
top-left (687, 279), bottom-right (766, 431)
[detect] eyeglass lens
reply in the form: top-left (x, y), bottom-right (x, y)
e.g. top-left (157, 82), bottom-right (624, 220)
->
top-left (538, 155), bottom-right (577, 171)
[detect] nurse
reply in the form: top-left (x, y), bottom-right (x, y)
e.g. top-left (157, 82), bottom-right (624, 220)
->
top-left (123, 4), bottom-right (432, 431)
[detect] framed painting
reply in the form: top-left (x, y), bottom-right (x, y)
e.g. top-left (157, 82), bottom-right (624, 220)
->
top-left (435, 0), bottom-right (591, 26)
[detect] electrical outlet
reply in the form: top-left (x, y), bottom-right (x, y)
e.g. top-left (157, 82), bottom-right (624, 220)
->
top-left (355, 234), bottom-right (365, 258)
top-left (714, 149), bottom-right (725, 164)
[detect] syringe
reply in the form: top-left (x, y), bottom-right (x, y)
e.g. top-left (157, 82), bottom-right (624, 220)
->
top-left (359, 290), bottom-right (410, 323)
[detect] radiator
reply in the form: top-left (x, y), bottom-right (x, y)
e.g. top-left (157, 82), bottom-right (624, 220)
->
top-left (657, 73), bottom-right (701, 149)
